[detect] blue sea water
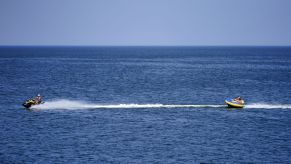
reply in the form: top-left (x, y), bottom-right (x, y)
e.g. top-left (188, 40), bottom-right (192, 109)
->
top-left (0, 46), bottom-right (291, 163)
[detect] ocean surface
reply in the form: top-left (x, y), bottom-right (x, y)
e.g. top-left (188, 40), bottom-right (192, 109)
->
top-left (0, 46), bottom-right (291, 163)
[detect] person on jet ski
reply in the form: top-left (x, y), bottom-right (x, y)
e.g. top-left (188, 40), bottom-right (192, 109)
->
top-left (34, 94), bottom-right (42, 104)
top-left (233, 96), bottom-right (243, 103)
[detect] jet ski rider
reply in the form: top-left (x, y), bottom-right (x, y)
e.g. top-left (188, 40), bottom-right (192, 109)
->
top-left (34, 94), bottom-right (42, 104)
top-left (233, 96), bottom-right (243, 104)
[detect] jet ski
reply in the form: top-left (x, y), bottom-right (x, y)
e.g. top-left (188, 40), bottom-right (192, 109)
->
top-left (22, 99), bottom-right (43, 109)
top-left (22, 94), bottom-right (44, 109)
top-left (225, 97), bottom-right (245, 108)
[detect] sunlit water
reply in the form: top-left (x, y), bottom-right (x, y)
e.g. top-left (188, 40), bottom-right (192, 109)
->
top-left (0, 46), bottom-right (291, 163)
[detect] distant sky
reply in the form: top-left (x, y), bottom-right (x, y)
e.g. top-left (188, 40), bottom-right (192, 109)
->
top-left (0, 0), bottom-right (291, 46)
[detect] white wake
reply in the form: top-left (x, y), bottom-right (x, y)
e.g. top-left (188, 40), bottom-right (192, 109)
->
top-left (245, 103), bottom-right (291, 109)
top-left (31, 99), bottom-right (291, 110)
top-left (31, 99), bottom-right (224, 110)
